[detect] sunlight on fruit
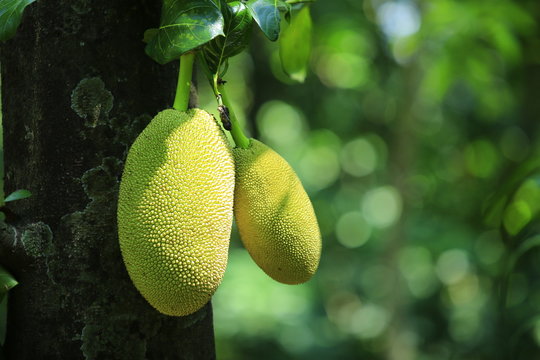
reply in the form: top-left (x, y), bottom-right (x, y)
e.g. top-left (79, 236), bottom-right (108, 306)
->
top-left (15, 0), bottom-right (540, 358)
top-left (361, 186), bottom-right (402, 228)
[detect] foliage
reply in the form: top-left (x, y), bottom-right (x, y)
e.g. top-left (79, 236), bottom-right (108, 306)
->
top-left (203, 0), bottom-right (540, 359)
top-left (0, 265), bottom-right (17, 348)
top-left (279, 5), bottom-right (312, 82)
top-left (201, 1), bottom-right (254, 77)
top-left (145, 0), bottom-right (305, 82)
top-left (0, 0), bottom-right (36, 42)
top-left (145, 0), bottom-right (225, 65)
top-left (4, 189), bottom-right (31, 202)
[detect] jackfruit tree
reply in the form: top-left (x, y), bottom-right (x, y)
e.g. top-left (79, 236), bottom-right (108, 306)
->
top-left (0, 1), bottom-right (214, 359)
top-left (0, 0), bottom-right (317, 358)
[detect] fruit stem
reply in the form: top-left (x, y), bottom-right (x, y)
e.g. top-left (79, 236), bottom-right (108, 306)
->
top-left (216, 81), bottom-right (250, 149)
top-left (173, 52), bottom-right (195, 111)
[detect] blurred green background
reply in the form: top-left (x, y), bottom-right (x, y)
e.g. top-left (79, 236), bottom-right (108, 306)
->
top-left (200, 0), bottom-right (540, 359)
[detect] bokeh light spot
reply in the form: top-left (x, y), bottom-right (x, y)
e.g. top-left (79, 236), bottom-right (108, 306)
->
top-left (335, 211), bottom-right (371, 248)
top-left (448, 274), bottom-right (479, 305)
top-left (350, 303), bottom-right (389, 339)
top-left (449, 308), bottom-right (481, 343)
top-left (436, 249), bottom-right (470, 285)
top-left (257, 100), bottom-right (306, 148)
top-left (399, 246), bottom-right (438, 298)
top-left (464, 139), bottom-right (498, 178)
top-left (213, 249), bottom-right (312, 337)
top-left (316, 53), bottom-right (370, 89)
top-left (298, 130), bottom-right (341, 191)
top-left (361, 186), bottom-right (402, 228)
top-left (377, 2), bottom-right (420, 39)
top-left (340, 137), bottom-right (378, 177)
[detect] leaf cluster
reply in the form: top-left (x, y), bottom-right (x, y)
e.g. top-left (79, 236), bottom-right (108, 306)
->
top-left (145, 0), bottom-right (312, 81)
top-left (0, 0), bottom-right (36, 42)
top-left (0, 0), bottom-right (313, 81)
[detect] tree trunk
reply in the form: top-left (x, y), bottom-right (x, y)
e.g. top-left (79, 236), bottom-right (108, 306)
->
top-left (0, 1), bottom-right (215, 359)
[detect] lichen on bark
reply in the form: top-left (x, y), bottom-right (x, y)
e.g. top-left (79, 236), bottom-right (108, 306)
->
top-left (71, 77), bottom-right (114, 127)
top-left (0, 0), bottom-right (216, 358)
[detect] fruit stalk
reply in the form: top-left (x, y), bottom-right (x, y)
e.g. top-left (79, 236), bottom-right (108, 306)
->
top-left (216, 81), bottom-right (250, 149)
top-left (173, 52), bottom-right (195, 112)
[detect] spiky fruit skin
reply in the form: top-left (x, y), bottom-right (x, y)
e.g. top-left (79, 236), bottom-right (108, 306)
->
top-left (117, 108), bottom-right (234, 316)
top-left (233, 139), bottom-right (321, 284)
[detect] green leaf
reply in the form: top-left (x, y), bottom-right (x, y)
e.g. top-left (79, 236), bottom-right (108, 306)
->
top-left (202, 1), bottom-right (254, 76)
top-left (505, 235), bottom-right (540, 277)
top-left (145, 0), bottom-right (225, 65)
top-left (245, 0), bottom-right (283, 41)
top-left (279, 5), bottom-right (312, 82)
top-left (142, 28), bottom-right (158, 44)
top-left (483, 157), bottom-right (540, 227)
top-left (0, 266), bottom-right (16, 299)
top-left (502, 175), bottom-right (540, 236)
top-left (0, 0), bottom-right (36, 42)
top-left (4, 189), bottom-right (31, 202)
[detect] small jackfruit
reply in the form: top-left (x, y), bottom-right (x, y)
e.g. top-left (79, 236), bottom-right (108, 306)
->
top-left (233, 139), bottom-right (321, 284)
top-left (117, 108), bottom-right (235, 316)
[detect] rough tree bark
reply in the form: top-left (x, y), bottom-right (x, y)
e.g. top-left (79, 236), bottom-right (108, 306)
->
top-left (0, 1), bottom-right (215, 359)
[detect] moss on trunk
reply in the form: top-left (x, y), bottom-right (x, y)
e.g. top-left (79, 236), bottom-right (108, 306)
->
top-left (0, 1), bottom-right (216, 358)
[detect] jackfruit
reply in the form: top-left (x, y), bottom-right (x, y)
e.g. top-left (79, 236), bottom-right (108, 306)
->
top-left (117, 108), bottom-right (235, 316)
top-left (233, 139), bottom-right (321, 284)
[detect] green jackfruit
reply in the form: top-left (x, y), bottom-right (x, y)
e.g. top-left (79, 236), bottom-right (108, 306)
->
top-left (117, 108), bottom-right (235, 316)
top-left (233, 139), bottom-right (321, 284)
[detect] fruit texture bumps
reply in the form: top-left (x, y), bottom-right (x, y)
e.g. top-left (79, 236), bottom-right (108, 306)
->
top-left (233, 139), bottom-right (321, 284)
top-left (117, 108), bottom-right (235, 316)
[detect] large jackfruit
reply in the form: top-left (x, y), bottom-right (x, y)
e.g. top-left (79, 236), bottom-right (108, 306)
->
top-left (233, 139), bottom-right (321, 284)
top-left (117, 108), bottom-right (235, 316)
